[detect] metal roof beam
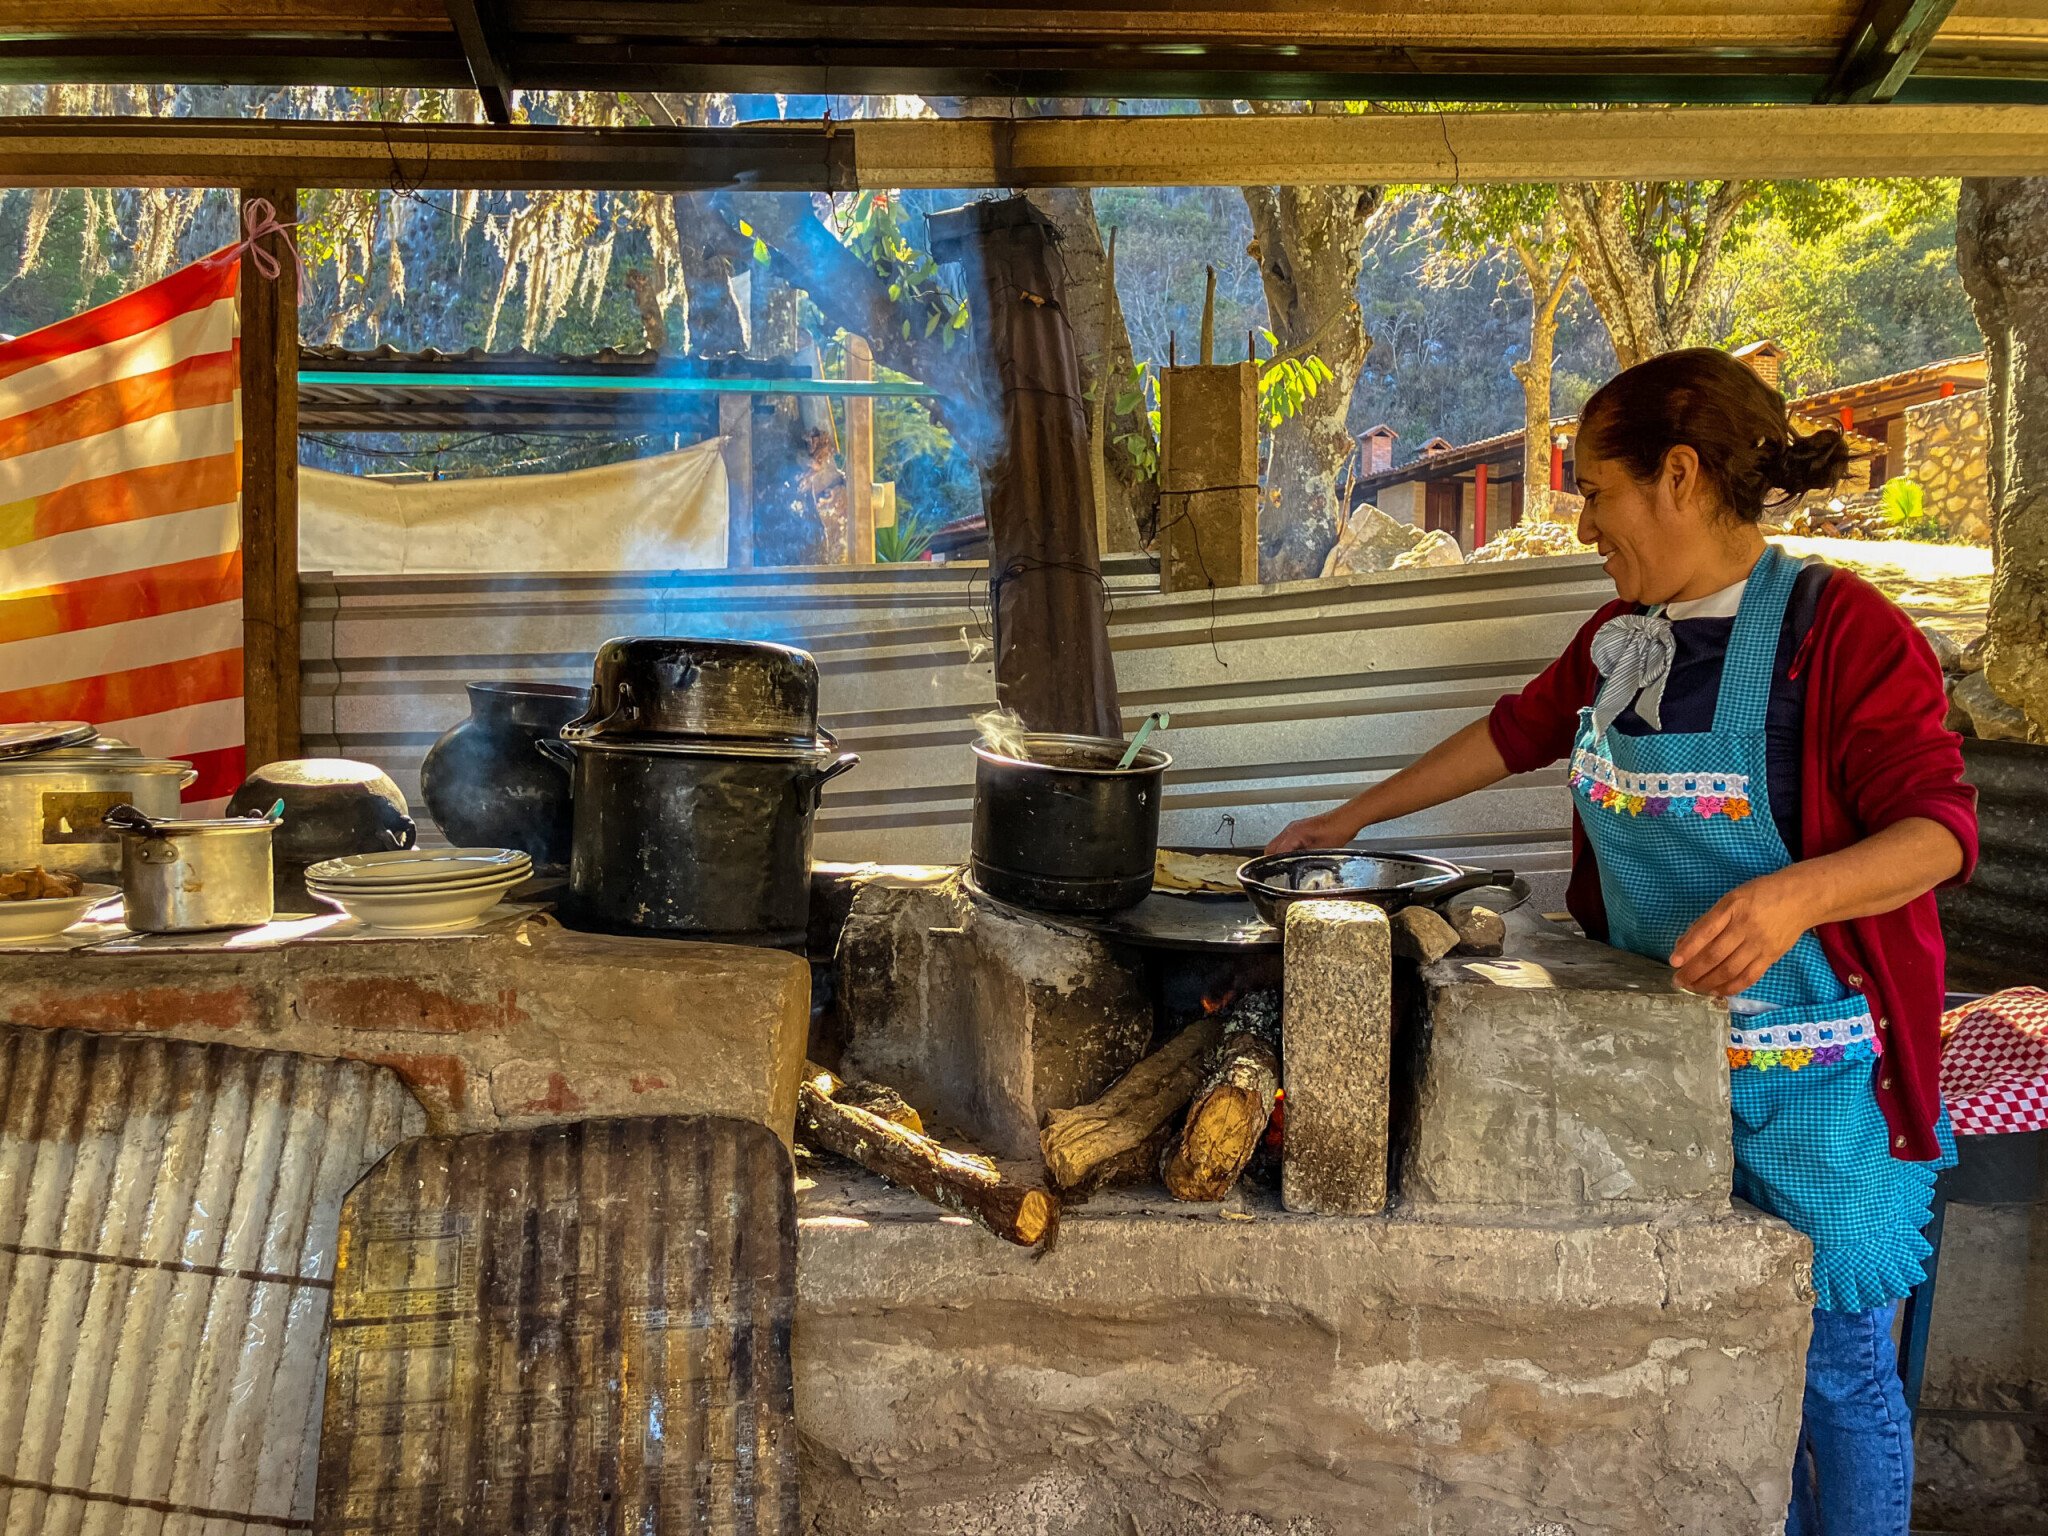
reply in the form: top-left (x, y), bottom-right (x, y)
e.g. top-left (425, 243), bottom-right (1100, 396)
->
top-left (8, 107), bottom-right (2048, 191)
top-left (1821, 0), bottom-right (1961, 103)
top-left (442, 0), bottom-right (514, 124)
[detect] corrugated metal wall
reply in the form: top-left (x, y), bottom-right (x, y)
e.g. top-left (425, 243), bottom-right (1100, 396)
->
top-left (0, 1026), bottom-right (424, 1536)
top-left (1940, 738), bottom-right (2048, 991)
top-left (303, 555), bottom-right (1610, 903)
top-left (316, 1116), bottom-right (797, 1534)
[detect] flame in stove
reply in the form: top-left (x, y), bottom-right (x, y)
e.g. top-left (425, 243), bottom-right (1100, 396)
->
top-left (1200, 988), bottom-right (1238, 1017)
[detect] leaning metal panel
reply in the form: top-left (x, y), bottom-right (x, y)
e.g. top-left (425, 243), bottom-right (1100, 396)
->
top-left (315, 1115), bottom-right (798, 1534)
top-left (0, 1025), bottom-right (425, 1535)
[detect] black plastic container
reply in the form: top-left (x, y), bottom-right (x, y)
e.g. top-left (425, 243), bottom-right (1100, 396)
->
top-left (970, 732), bottom-right (1170, 915)
top-left (539, 735), bottom-right (857, 945)
top-left (420, 681), bottom-right (584, 873)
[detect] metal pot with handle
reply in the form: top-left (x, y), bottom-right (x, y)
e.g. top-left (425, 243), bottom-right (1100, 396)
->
top-left (1235, 849), bottom-right (1516, 930)
top-left (0, 726), bottom-right (198, 881)
top-left (537, 732), bottom-right (858, 944)
top-left (107, 803), bottom-right (279, 933)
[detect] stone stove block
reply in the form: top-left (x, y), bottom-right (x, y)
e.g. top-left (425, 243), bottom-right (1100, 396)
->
top-left (834, 871), bottom-right (1153, 1161)
top-left (1404, 910), bottom-right (1734, 1212)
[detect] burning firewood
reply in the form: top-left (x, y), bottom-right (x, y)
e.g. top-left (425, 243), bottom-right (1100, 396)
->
top-left (797, 1063), bottom-right (1058, 1247)
top-left (1039, 1017), bottom-right (1224, 1190)
top-left (1163, 995), bottom-right (1281, 1202)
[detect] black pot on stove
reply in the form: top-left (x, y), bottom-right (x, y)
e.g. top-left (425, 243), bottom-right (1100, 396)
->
top-left (538, 733), bottom-right (858, 945)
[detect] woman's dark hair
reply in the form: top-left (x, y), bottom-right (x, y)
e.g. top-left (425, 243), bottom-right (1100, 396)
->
top-left (1576, 347), bottom-right (1850, 522)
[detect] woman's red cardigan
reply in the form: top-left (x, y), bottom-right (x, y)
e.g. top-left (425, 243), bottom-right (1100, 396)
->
top-left (1488, 567), bottom-right (1980, 1162)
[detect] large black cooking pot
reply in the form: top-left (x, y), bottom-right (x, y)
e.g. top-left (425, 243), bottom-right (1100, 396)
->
top-left (971, 732), bottom-right (1170, 916)
top-left (563, 636), bottom-right (821, 744)
top-left (539, 733), bottom-right (858, 944)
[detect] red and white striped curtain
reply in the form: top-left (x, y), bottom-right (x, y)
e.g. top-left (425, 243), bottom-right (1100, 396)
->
top-left (0, 248), bottom-right (246, 812)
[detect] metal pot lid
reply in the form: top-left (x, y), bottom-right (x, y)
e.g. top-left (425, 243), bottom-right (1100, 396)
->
top-left (0, 744), bottom-right (191, 776)
top-left (554, 728), bottom-right (843, 763)
top-left (0, 720), bottom-right (98, 759)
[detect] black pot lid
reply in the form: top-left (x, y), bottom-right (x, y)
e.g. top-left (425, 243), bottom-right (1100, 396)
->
top-left (0, 721), bottom-right (99, 759)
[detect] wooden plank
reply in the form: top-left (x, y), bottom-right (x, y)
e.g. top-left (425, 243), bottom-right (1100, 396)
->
top-left (8, 106), bottom-right (2048, 190)
top-left (442, 0), bottom-right (513, 123)
top-left (1820, 0), bottom-right (1961, 102)
top-left (239, 184), bottom-right (301, 769)
top-left (844, 336), bottom-right (875, 564)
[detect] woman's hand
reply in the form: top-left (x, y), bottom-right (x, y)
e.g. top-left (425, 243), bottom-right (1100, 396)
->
top-left (1669, 871), bottom-right (1811, 997)
top-left (1265, 810), bottom-right (1355, 855)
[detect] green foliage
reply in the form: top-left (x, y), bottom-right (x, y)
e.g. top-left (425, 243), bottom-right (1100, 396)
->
top-left (873, 521), bottom-right (935, 562)
top-left (829, 190), bottom-right (972, 352)
top-left (1707, 181), bottom-right (1980, 396)
top-left (1878, 477), bottom-right (1947, 542)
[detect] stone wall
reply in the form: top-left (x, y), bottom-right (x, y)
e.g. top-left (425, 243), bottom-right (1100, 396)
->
top-left (1904, 391), bottom-right (1995, 541)
top-left (794, 1170), bottom-right (1813, 1536)
top-left (0, 913), bottom-right (811, 1142)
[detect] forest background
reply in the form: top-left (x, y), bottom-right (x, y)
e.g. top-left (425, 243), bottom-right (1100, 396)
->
top-left (0, 86), bottom-right (1984, 576)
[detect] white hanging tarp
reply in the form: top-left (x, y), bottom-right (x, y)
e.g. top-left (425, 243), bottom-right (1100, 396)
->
top-left (300, 440), bottom-right (728, 574)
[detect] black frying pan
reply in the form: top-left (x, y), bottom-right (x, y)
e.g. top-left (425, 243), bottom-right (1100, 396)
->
top-left (1236, 849), bottom-right (1514, 929)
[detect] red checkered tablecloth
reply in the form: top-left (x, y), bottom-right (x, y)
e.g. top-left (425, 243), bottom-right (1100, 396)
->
top-left (1940, 988), bottom-right (2048, 1136)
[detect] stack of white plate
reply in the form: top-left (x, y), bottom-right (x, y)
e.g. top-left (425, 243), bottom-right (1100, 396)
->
top-left (305, 848), bottom-right (532, 932)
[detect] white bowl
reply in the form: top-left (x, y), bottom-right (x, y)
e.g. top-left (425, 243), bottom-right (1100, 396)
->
top-left (312, 878), bottom-right (522, 932)
top-left (306, 848), bottom-right (531, 887)
top-left (0, 883), bottom-right (119, 943)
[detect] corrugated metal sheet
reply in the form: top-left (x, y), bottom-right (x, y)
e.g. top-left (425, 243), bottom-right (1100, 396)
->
top-left (302, 554), bottom-right (1609, 907)
top-left (0, 1026), bottom-right (424, 1535)
top-left (1940, 738), bottom-right (2048, 992)
top-left (315, 1116), bottom-right (797, 1535)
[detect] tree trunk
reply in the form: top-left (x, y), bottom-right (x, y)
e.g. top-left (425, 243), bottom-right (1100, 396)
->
top-left (1025, 186), bottom-right (1155, 553)
top-left (1957, 178), bottom-right (2048, 737)
top-left (1556, 181), bottom-right (1747, 372)
top-left (1510, 245), bottom-right (1575, 525)
top-left (1242, 172), bottom-right (1381, 581)
top-left (637, 93), bottom-right (748, 359)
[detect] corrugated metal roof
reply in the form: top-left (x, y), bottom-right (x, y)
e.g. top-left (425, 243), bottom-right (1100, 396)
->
top-left (0, 1026), bottom-right (424, 1535)
top-left (316, 1116), bottom-right (798, 1534)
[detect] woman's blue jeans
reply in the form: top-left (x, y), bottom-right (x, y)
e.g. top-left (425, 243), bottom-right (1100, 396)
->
top-left (1787, 1301), bottom-right (1914, 1535)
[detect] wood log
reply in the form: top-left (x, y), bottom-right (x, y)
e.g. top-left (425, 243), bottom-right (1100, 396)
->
top-left (1162, 1029), bottom-right (1281, 1201)
top-left (830, 1076), bottom-right (924, 1134)
top-left (797, 1063), bottom-right (1057, 1247)
top-left (1039, 1017), bottom-right (1222, 1189)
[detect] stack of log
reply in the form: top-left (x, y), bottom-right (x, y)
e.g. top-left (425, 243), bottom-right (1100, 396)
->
top-left (1040, 989), bottom-right (1283, 1205)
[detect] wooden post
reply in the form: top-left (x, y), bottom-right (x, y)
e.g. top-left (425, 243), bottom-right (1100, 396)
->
top-left (845, 336), bottom-right (876, 562)
top-left (238, 184), bottom-right (300, 768)
top-left (718, 393), bottom-right (754, 568)
top-left (1473, 461), bottom-right (1489, 549)
top-left (1550, 437), bottom-right (1565, 491)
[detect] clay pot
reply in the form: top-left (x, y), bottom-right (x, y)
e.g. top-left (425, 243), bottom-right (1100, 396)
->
top-left (227, 759), bottom-right (414, 912)
top-left (419, 682), bottom-right (584, 873)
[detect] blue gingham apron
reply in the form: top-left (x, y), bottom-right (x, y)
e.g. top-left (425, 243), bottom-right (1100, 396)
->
top-left (1568, 545), bottom-right (1951, 1311)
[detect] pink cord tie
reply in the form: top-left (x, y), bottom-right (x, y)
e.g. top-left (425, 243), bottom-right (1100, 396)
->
top-left (235, 196), bottom-right (308, 289)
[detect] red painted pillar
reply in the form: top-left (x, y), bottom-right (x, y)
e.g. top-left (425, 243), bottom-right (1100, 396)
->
top-left (1940, 380), bottom-right (1957, 399)
top-left (1550, 439), bottom-right (1565, 491)
top-left (1474, 463), bottom-right (1489, 549)
top-left (1839, 406), bottom-right (1855, 432)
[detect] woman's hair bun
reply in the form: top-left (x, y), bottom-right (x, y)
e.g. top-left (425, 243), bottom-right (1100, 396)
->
top-left (1761, 427), bottom-right (1851, 497)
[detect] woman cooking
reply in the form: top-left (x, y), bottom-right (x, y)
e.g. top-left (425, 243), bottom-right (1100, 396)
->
top-left (1269, 348), bottom-right (1976, 1535)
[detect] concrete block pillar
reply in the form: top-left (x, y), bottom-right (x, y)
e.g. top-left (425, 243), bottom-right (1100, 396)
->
top-left (1158, 361), bottom-right (1258, 593)
top-left (1280, 900), bottom-right (1393, 1215)
top-left (1404, 913), bottom-right (1734, 1211)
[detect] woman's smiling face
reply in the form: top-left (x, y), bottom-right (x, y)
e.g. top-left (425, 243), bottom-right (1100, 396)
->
top-left (1574, 440), bottom-right (1715, 606)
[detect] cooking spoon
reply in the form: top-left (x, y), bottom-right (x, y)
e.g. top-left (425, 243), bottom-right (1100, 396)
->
top-left (1116, 710), bottom-right (1171, 770)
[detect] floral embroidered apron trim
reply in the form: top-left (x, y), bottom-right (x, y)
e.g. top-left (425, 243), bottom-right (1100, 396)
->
top-left (1568, 749), bottom-right (1755, 820)
top-left (1728, 1038), bottom-right (1882, 1073)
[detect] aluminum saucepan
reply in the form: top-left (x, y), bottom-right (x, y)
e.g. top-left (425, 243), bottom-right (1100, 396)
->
top-left (1236, 849), bottom-right (1515, 929)
top-left (106, 803), bottom-right (279, 933)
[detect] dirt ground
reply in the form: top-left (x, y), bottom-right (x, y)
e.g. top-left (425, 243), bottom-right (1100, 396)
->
top-left (1773, 535), bottom-right (1993, 642)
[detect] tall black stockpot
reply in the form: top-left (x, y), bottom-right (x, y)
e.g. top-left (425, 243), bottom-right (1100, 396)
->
top-left (539, 733), bottom-right (857, 944)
